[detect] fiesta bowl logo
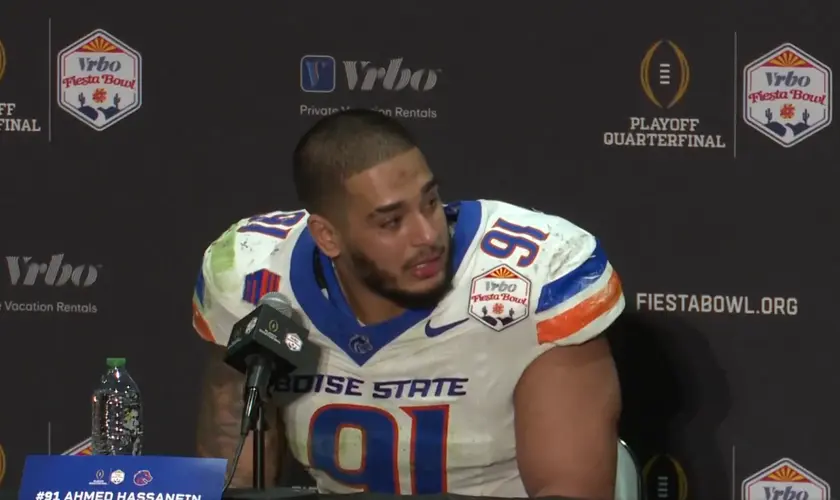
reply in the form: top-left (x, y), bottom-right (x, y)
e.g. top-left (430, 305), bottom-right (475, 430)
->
top-left (643, 454), bottom-right (688, 500)
top-left (0, 38), bottom-right (6, 82)
top-left (641, 40), bottom-right (690, 109)
top-left (743, 43), bottom-right (832, 147)
top-left (742, 458), bottom-right (829, 500)
top-left (57, 29), bottom-right (142, 131)
top-left (468, 265), bottom-right (530, 331)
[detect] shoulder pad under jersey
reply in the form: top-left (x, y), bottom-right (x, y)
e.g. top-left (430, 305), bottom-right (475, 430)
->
top-left (471, 200), bottom-right (624, 347)
top-left (191, 209), bottom-right (308, 346)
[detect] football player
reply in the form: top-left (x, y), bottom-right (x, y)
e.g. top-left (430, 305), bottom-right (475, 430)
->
top-left (193, 109), bottom-right (624, 499)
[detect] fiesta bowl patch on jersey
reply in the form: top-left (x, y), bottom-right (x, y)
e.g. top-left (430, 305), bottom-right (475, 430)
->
top-left (57, 29), bottom-right (142, 131)
top-left (468, 264), bottom-right (530, 331)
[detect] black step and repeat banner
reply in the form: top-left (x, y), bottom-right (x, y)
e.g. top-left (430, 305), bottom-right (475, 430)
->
top-left (1, 2), bottom-right (838, 499)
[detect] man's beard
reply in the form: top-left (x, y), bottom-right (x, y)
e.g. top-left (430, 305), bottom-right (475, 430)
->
top-left (348, 244), bottom-right (455, 311)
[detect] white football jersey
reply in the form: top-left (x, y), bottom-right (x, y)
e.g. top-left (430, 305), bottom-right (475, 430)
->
top-left (192, 200), bottom-right (625, 497)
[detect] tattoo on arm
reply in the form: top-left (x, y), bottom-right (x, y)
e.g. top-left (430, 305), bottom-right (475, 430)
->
top-left (196, 345), bottom-right (283, 487)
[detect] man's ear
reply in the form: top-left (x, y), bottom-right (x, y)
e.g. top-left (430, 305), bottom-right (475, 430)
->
top-left (308, 214), bottom-right (342, 258)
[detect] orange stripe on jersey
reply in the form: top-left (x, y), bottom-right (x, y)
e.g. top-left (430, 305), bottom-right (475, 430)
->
top-left (192, 302), bottom-right (215, 342)
top-left (536, 271), bottom-right (623, 344)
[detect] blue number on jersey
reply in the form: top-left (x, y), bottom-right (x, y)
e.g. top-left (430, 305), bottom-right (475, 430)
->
top-left (238, 210), bottom-right (306, 239)
top-left (480, 218), bottom-right (549, 267)
top-left (309, 404), bottom-right (450, 494)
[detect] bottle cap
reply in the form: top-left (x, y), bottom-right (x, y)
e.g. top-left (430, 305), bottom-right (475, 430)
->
top-left (106, 357), bottom-right (126, 368)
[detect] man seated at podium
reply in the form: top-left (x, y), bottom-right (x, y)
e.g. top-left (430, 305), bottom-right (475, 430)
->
top-left (191, 110), bottom-right (624, 499)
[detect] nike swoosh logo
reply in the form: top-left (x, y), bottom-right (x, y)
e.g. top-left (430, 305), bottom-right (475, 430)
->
top-left (425, 318), bottom-right (469, 337)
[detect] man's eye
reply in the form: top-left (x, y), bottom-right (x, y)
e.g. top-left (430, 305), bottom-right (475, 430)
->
top-left (381, 217), bottom-right (401, 229)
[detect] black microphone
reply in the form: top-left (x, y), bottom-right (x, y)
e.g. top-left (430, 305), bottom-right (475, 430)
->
top-left (224, 292), bottom-right (307, 436)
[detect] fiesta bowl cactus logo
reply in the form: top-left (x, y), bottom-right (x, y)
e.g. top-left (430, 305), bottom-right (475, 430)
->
top-left (57, 29), bottom-right (142, 131)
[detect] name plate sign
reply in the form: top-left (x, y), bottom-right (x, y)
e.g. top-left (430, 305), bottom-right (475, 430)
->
top-left (19, 455), bottom-right (227, 500)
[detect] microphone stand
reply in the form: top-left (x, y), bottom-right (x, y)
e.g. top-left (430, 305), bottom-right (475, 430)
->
top-left (253, 405), bottom-right (266, 490)
top-left (241, 355), bottom-right (273, 491)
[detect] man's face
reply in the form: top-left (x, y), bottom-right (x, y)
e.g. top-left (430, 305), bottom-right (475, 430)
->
top-left (336, 148), bottom-right (452, 309)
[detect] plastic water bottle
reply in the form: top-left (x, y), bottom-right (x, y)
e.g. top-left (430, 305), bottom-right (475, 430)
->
top-left (91, 357), bottom-right (144, 455)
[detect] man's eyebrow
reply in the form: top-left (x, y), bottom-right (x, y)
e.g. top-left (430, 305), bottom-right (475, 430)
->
top-left (371, 201), bottom-right (404, 215)
top-left (369, 178), bottom-right (439, 217)
top-left (421, 178), bottom-right (439, 194)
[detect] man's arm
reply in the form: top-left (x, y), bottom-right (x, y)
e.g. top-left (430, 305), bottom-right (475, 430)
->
top-left (514, 336), bottom-right (621, 500)
top-left (196, 344), bottom-right (285, 488)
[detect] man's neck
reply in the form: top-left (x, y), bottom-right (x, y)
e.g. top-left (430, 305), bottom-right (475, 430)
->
top-left (333, 264), bottom-right (404, 325)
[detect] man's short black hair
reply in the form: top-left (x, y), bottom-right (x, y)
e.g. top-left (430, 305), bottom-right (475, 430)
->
top-left (293, 109), bottom-right (418, 215)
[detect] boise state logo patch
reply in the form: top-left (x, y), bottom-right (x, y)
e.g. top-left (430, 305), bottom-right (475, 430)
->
top-left (468, 265), bottom-right (530, 331)
top-left (57, 29), bottom-right (142, 131)
top-left (133, 470), bottom-right (153, 486)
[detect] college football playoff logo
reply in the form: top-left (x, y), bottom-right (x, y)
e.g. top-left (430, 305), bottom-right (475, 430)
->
top-left (0, 39), bottom-right (6, 82)
top-left (640, 40), bottom-right (690, 109)
top-left (0, 443), bottom-right (6, 486)
top-left (642, 454), bottom-right (687, 500)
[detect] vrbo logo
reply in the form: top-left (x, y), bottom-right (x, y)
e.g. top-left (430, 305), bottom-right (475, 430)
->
top-left (78, 56), bottom-right (122, 73)
top-left (344, 58), bottom-right (440, 91)
top-left (765, 70), bottom-right (811, 87)
top-left (484, 280), bottom-right (519, 293)
top-left (300, 55), bottom-right (440, 93)
top-left (6, 254), bottom-right (100, 286)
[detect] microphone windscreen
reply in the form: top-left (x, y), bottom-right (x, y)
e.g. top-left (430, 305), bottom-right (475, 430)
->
top-left (258, 292), bottom-right (293, 317)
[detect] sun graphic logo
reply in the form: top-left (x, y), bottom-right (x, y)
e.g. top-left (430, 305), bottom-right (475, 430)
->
top-left (57, 29), bottom-right (142, 131)
top-left (743, 43), bottom-right (832, 147)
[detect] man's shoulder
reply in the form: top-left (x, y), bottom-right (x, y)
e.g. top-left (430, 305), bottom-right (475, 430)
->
top-left (198, 209), bottom-right (309, 303)
top-left (461, 200), bottom-right (623, 348)
top-left (470, 199), bottom-right (600, 286)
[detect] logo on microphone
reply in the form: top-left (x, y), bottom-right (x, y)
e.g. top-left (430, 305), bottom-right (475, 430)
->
top-left (245, 317), bottom-right (258, 334)
top-left (285, 333), bottom-right (303, 351)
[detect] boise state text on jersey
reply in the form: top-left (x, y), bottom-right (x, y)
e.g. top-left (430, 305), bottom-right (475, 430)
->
top-left (192, 199), bottom-right (625, 496)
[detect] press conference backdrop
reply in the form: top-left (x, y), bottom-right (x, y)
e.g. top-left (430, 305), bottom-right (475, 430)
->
top-left (1, 1), bottom-right (837, 499)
